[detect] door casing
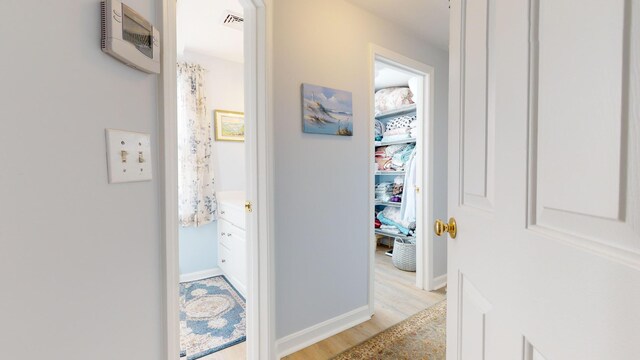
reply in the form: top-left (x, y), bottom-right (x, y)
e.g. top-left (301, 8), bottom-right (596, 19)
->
top-left (159, 0), bottom-right (275, 359)
top-left (368, 44), bottom-right (442, 318)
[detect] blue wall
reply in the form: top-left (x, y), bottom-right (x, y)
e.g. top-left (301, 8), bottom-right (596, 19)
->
top-left (179, 222), bottom-right (218, 275)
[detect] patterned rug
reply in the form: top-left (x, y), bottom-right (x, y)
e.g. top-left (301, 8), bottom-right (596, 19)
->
top-left (179, 276), bottom-right (246, 360)
top-left (332, 300), bottom-right (447, 360)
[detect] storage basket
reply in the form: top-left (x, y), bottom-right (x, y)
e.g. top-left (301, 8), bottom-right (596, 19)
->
top-left (392, 238), bottom-right (416, 272)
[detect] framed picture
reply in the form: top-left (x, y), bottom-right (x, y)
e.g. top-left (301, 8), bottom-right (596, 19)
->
top-left (214, 110), bottom-right (245, 142)
top-left (302, 83), bottom-right (353, 136)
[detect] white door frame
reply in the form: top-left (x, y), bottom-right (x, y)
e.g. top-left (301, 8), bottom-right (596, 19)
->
top-left (159, 0), bottom-right (274, 359)
top-left (368, 45), bottom-right (438, 316)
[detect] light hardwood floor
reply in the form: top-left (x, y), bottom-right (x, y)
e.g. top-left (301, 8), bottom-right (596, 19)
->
top-left (199, 342), bottom-right (246, 360)
top-left (283, 245), bottom-right (446, 360)
top-left (198, 245), bottom-right (446, 360)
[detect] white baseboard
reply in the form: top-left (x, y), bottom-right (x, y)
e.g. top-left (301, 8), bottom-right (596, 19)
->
top-left (275, 305), bottom-right (371, 359)
top-left (432, 274), bottom-right (447, 290)
top-left (179, 267), bottom-right (223, 283)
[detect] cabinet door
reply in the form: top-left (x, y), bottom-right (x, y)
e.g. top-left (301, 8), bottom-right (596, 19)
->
top-left (218, 241), bottom-right (232, 275)
top-left (231, 237), bottom-right (247, 291)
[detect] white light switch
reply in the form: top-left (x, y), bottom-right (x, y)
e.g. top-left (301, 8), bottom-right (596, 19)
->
top-left (105, 129), bottom-right (152, 183)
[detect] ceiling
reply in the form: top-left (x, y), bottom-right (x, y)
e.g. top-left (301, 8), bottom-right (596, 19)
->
top-left (176, 0), bottom-right (449, 64)
top-left (346, 0), bottom-right (450, 51)
top-left (176, 0), bottom-right (244, 63)
top-left (375, 62), bottom-right (417, 90)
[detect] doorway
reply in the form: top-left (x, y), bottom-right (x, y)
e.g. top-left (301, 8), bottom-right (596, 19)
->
top-left (369, 46), bottom-right (445, 319)
top-left (176, 0), bottom-right (248, 358)
top-left (160, 0), bottom-right (271, 359)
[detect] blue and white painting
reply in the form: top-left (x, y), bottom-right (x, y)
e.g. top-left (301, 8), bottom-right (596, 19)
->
top-left (302, 83), bottom-right (353, 136)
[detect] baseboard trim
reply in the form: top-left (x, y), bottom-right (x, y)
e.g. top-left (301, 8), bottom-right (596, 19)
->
top-left (275, 305), bottom-right (371, 359)
top-left (179, 268), bottom-right (223, 283)
top-left (432, 274), bottom-right (447, 290)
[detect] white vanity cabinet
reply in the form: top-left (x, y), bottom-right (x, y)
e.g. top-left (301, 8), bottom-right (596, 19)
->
top-left (217, 192), bottom-right (247, 296)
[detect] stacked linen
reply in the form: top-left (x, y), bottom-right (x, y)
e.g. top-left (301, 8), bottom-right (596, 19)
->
top-left (389, 176), bottom-right (404, 203)
top-left (374, 120), bottom-right (385, 142)
top-left (375, 147), bottom-right (392, 170)
top-left (377, 145), bottom-right (408, 171)
top-left (375, 87), bottom-right (414, 116)
top-left (383, 127), bottom-right (411, 142)
top-left (388, 143), bottom-right (415, 171)
top-left (409, 120), bottom-right (418, 139)
top-left (377, 207), bottom-right (412, 235)
top-left (375, 182), bottom-right (393, 202)
top-left (382, 114), bottom-right (417, 142)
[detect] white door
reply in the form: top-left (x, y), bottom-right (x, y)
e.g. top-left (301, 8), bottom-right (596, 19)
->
top-left (445, 0), bottom-right (640, 359)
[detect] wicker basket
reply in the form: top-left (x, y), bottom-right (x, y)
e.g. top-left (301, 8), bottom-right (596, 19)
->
top-left (392, 238), bottom-right (416, 272)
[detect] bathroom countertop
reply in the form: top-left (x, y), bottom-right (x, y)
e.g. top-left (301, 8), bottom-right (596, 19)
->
top-left (216, 191), bottom-right (245, 209)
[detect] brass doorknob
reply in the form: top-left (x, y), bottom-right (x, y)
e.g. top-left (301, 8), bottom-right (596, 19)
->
top-left (434, 218), bottom-right (457, 239)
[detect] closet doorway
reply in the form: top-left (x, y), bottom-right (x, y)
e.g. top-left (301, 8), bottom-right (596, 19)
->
top-left (369, 45), bottom-right (444, 317)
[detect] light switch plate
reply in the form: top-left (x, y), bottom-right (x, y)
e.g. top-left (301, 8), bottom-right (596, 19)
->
top-left (105, 129), bottom-right (152, 183)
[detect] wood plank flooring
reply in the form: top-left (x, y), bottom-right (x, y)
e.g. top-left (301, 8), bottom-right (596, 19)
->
top-left (199, 342), bottom-right (246, 360)
top-left (198, 245), bottom-right (446, 360)
top-left (283, 245), bottom-right (446, 360)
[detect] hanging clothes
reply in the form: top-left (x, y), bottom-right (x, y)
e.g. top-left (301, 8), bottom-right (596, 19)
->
top-left (400, 148), bottom-right (417, 227)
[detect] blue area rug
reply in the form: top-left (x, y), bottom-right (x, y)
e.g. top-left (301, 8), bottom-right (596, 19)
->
top-left (179, 276), bottom-right (246, 360)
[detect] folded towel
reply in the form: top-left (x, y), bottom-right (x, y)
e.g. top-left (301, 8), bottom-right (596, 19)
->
top-left (375, 120), bottom-right (386, 136)
top-left (383, 127), bottom-right (410, 136)
top-left (382, 134), bottom-right (412, 142)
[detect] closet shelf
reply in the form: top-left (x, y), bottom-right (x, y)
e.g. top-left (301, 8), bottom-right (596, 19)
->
top-left (375, 170), bottom-right (405, 176)
top-left (375, 104), bottom-right (417, 119)
top-left (374, 229), bottom-right (414, 240)
top-left (375, 138), bottom-right (417, 147)
top-left (375, 201), bottom-right (402, 207)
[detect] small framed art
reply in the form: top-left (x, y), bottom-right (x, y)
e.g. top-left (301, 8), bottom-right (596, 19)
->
top-left (214, 110), bottom-right (245, 142)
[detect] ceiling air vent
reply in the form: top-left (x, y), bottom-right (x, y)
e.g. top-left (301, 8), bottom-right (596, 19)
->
top-left (222, 10), bottom-right (244, 31)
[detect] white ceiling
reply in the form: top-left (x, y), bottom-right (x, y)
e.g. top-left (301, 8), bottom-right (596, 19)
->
top-left (375, 62), bottom-right (416, 90)
top-left (346, 0), bottom-right (450, 51)
top-left (176, 0), bottom-right (244, 63)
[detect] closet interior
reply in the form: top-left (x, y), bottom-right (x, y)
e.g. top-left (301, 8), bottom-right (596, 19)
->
top-left (373, 61), bottom-right (421, 276)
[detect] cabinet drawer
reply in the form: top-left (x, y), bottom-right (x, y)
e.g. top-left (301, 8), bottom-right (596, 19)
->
top-left (219, 218), bottom-right (245, 248)
top-left (218, 243), bottom-right (232, 273)
top-left (219, 203), bottom-right (245, 229)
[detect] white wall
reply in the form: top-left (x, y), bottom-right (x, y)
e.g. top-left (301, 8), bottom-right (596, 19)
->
top-left (0, 0), bottom-right (162, 359)
top-left (177, 51), bottom-right (245, 276)
top-left (271, 0), bottom-right (449, 340)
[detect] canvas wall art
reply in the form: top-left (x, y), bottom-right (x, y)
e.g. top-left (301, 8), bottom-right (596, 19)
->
top-left (302, 83), bottom-right (353, 136)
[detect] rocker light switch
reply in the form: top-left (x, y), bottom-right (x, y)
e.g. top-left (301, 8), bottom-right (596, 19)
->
top-left (105, 129), bottom-right (152, 183)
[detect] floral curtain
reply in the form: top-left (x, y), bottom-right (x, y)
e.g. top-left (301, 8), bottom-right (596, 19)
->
top-left (177, 62), bottom-right (217, 227)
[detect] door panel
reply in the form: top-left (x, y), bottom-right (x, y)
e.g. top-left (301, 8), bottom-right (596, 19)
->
top-left (460, 0), bottom-right (495, 211)
top-left (535, 0), bottom-right (625, 219)
top-left (448, 0), bottom-right (640, 359)
top-left (528, 0), bottom-right (640, 266)
top-left (459, 274), bottom-right (492, 360)
top-left (447, 0), bottom-right (497, 357)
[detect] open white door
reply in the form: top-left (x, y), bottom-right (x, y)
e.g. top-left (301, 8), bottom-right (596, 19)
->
top-left (445, 0), bottom-right (640, 358)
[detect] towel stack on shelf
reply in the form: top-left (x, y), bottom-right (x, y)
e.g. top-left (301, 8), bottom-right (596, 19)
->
top-left (380, 114), bottom-right (417, 142)
top-left (375, 143), bottom-right (415, 171)
top-left (375, 182), bottom-right (393, 202)
top-left (409, 120), bottom-right (418, 139)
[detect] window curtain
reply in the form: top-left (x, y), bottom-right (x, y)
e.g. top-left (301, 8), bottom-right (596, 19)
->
top-left (177, 62), bottom-right (217, 227)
